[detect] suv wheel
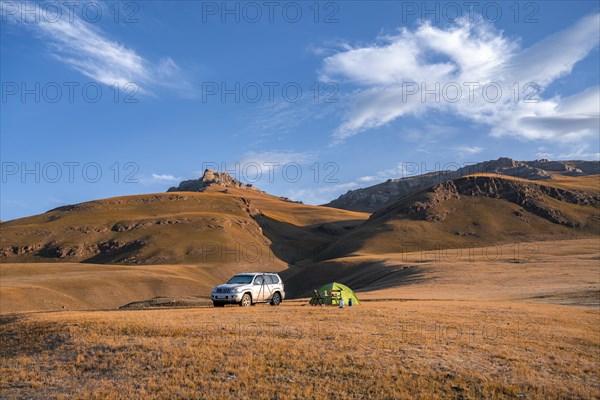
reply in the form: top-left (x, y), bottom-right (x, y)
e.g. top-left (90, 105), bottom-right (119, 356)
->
top-left (240, 293), bottom-right (252, 307)
top-left (270, 292), bottom-right (282, 306)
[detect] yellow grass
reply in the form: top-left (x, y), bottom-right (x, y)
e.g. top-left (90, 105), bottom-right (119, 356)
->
top-left (1, 175), bottom-right (598, 398)
top-left (2, 239), bottom-right (599, 312)
top-left (321, 184), bottom-right (599, 259)
top-left (1, 301), bottom-right (598, 399)
top-left (1, 239), bottom-right (598, 399)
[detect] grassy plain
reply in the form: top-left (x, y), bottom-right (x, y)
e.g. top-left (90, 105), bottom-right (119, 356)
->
top-left (1, 300), bottom-right (598, 399)
top-left (1, 238), bottom-right (599, 399)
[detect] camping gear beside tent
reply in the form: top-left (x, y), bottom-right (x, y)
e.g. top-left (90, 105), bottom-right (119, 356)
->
top-left (309, 282), bottom-right (360, 306)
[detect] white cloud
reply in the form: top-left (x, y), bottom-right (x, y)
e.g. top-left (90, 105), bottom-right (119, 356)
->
top-left (287, 181), bottom-right (359, 205)
top-left (356, 159), bottom-right (468, 184)
top-left (536, 144), bottom-right (600, 161)
top-left (288, 160), bottom-right (440, 205)
top-left (4, 1), bottom-right (191, 95)
top-left (246, 102), bottom-right (313, 136)
top-left (453, 145), bottom-right (483, 157)
top-left (358, 175), bottom-right (378, 183)
top-left (509, 86), bottom-right (600, 143)
top-left (509, 14), bottom-right (600, 86)
top-left (220, 151), bottom-right (318, 185)
top-left (321, 14), bottom-right (600, 144)
top-left (290, 162), bottom-right (418, 205)
top-left (357, 163), bottom-right (414, 183)
top-left (151, 174), bottom-right (182, 183)
top-left (138, 174), bottom-right (183, 185)
top-left (558, 145), bottom-right (600, 161)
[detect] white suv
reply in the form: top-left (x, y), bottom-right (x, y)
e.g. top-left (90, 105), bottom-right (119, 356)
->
top-left (211, 272), bottom-right (285, 307)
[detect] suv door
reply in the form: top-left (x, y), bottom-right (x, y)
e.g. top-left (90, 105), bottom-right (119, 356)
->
top-left (252, 275), bottom-right (266, 302)
top-left (262, 274), bottom-right (276, 301)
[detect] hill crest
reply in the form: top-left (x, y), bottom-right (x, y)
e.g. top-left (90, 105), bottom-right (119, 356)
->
top-left (325, 158), bottom-right (600, 212)
top-left (167, 169), bottom-right (263, 193)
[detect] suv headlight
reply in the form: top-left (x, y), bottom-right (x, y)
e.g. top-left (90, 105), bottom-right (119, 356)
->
top-left (233, 287), bottom-right (242, 293)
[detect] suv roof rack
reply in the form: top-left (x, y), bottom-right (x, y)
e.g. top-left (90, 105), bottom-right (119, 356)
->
top-left (238, 272), bottom-right (280, 275)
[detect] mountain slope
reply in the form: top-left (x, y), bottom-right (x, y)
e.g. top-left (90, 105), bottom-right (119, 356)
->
top-left (0, 175), bottom-right (369, 266)
top-left (1, 165), bottom-right (598, 313)
top-left (318, 174), bottom-right (600, 260)
top-left (0, 171), bottom-right (371, 311)
top-left (325, 158), bottom-right (600, 212)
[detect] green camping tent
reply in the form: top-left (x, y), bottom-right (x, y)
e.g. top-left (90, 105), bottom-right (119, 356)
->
top-left (309, 282), bottom-right (360, 306)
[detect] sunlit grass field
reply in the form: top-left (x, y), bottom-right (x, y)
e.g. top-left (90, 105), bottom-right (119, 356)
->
top-left (2, 300), bottom-right (598, 399)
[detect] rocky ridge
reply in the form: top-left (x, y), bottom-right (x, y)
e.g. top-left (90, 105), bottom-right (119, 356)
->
top-left (167, 169), bottom-right (262, 193)
top-left (372, 175), bottom-right (600, 227)
top-left (326, 158), bottom-right (600, 212)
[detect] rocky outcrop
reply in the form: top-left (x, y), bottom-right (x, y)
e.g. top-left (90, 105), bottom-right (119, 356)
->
top-left (450, 176), bottom-right (597, 205)
top-left (372, 176), bottom-right (599, 227)
top-left (325, 158), bottom-right (599, 212)
top-left (526, 159), bottom-right (598, 175)
top-left (167, 169), bottom-right (262, 193)
top-left (111, 218), bottom-right (192, 232)
top-left (1, 238), bottom-right (147, 262)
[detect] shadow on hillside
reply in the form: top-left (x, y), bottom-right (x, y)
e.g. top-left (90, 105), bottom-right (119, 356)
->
top-left (250, 213), bottom-right (429, 299)
top-left (83, 240), bottom-right (146, 264)
top-left (253, 213), bottom-right (365, 265)
top-left (281, 258), bottom-right (429, 299)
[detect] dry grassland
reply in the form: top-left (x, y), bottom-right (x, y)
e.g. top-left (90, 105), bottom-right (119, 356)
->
top-left (1, 300), bottom-right (599, 399)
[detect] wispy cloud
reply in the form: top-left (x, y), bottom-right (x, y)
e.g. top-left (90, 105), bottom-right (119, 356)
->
top-left (537, 144), bottom-right (600, 161)
top-left (287, 181), bottom-right (359, 205)
top-left (48, 196), bottom-right (65, 204)
top-left (243, 95), bottom-right (338, 148)
top-left (453, 145), bottom-right (483, 157)
top-left (290, 162), bottom-right (419, 204)
top-left (139, 173), bottom-right (183, 185)
top-left (356, 163), bottom-right (414, 183)
top-left (558, 147), bottom-right (600, 161)
top-left (234, 150), bottom-right (316, 184)
top-left (321, 13), bottom-right (600, 145)
top-left (3, 1), bottom-right (192, 95)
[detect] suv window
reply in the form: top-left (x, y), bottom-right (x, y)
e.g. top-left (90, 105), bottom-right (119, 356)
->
top-left (227, 275), bottom-right (253, 284)
top-left (263, 275), bottom-right (274, 284)
top-left (254, 276), bottom-right (265, 285)
top-left (269, 275), bottom-right (279, 284)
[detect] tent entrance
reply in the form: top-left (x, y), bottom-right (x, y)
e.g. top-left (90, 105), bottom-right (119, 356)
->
top-left (309, 282), bottom-right (360, 306)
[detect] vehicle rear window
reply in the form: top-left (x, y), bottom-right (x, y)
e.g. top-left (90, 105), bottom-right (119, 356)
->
top-left (269, 275), bottom-right (280, 284)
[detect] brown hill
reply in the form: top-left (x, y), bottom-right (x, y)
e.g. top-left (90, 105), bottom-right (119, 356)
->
top-left (324, 158), bottom-right (600, 212)
top-left (1, 168), bottom-right (598, 312)
top-left (316, 174), bottom-right (599, 261)
top-left (0, 180), bottom-right (368, 266)
top-left (0, 171), bottom-right (370, 312)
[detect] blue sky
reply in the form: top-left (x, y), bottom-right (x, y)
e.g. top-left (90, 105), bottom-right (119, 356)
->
top-left (1, 1), bottom-right (599, 221)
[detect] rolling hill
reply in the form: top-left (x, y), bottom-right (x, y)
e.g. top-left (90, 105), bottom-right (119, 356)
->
top-left (0, 170), bottom-right (369, 312)
top-left (1, 163), bottom-right (598, 311)
top-left (0, 171), bottom-right (368, 266)
top-left (324, 158), bottom-right (600, 212)
top-left (317, 174), bottom-right (599, 261)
